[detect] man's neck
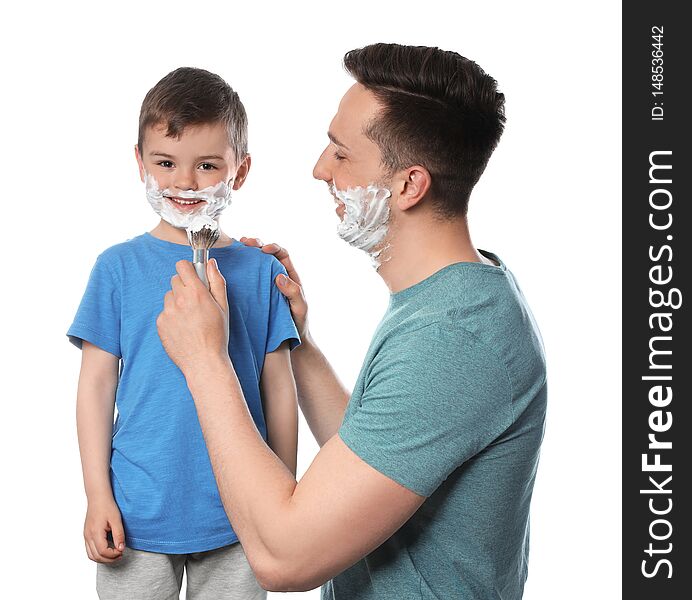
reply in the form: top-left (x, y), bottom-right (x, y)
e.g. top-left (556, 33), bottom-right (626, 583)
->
top-left (375, 214), bottom-right (495, 294)
top-left (149, 219), bottom-right (234, 247)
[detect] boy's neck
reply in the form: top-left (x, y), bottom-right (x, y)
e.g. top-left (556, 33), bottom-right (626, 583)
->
top-left (149, 219), bottom-right (235, 247)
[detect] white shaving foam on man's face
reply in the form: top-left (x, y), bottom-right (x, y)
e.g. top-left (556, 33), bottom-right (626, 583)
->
top-left (330, 182), bottom-right (392, 268)
top-left (144, 172), bottom-right (232, 229)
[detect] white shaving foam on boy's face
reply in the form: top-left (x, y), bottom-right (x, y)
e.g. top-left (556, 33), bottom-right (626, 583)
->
top-left (188, 214), bottom-right (218, 233)
top-left (330, 182), bottom-right (392, 268)
top-left (144, 172), bottom-right (233, 229)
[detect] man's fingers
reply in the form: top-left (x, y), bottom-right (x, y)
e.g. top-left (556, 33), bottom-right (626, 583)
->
top-left (163, 290), bottom-right (174, 312)
top-left (275, 274), bottom-right (306, 315)
top-left (207, 259), bottom-right (229, 313)
top-left (170, 273), bottom-right (185, 296)
top-left (240, 237), bottom-right (264, 247)
top-left (175, 260), bottom-right (203, 288)
top-left (257, 243), bottom-right (303, 286)
top-left (239, 238), bottom-right (303, 286)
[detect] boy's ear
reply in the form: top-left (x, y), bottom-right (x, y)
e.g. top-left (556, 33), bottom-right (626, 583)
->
top-left (232, 154), bottom-right (252, 191)
top-left (134, 144), bottom-right (145, 183)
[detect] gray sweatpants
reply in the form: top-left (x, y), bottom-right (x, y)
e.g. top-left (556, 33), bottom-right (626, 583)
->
top-left (96, 542), bottom-right (266, 600)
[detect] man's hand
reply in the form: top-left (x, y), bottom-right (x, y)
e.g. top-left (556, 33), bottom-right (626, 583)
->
top-left (240, 238), bottom-right (309, 340)
top-left (156, 259), bottom-right (231, 376)
top-left (83, 496), bottom-right (125, 563)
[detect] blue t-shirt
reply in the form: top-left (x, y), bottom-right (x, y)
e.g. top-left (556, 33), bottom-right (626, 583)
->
top-left (67, 232), bottom-right (300, 554)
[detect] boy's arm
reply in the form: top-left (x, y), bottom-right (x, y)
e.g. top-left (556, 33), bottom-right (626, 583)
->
top-left (76, 341), bottom-right (125, 561)
top-left (290, 334), bottom-right (350, 447)
top-left (241, 239), bottom-right (350, 446)
top-left (260, 341), bottom-right (298, 476)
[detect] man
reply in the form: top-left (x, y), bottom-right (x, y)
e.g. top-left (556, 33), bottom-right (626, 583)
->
top-left (157, 43), bottom-right (547, 599)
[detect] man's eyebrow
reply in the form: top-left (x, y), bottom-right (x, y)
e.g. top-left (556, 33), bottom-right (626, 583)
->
top-left (149, 152), bottom-right (226, 161)
top-left (327, 132), bottom-right (350, 151)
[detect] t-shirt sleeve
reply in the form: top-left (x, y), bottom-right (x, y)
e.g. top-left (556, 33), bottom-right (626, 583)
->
top-left (338, 323), bottom-right (513, 497)
top-left (66, 254), bottom-right (122, 358)
top-left (265, 258), bottom-right (301, 354)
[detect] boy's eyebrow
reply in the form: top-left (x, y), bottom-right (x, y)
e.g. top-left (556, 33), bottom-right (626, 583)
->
top-left (150, 152), bottom-right (227, 161)
top-left (327, 132), bottom-right (350, 151)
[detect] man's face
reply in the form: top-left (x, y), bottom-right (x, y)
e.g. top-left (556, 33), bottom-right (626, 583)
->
top-left (313, 84), bottom-right (388, 219)
top-left (135, 121), bottom-right (246, 215)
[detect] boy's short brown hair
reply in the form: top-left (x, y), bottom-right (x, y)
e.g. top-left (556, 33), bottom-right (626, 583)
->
top-left (138, 67), bottom-right (248, 163)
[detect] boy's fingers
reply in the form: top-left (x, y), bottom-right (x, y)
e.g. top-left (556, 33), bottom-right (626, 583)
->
top-left (85, 540), bottom-right (95, 561)
top-left (110, 520), bottom-right (126, 552)
top-left (94, 532), bottom-right (121, 562)
top-left (88, 538), bottom-right (113, 563)
top-left (87, 539), bottom-right (100, 562)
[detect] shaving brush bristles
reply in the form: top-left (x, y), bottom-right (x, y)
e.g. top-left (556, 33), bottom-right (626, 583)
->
top-left (187, 223), bottom-right (220, 287)
top-left (187, 225), bottom-right (220, 250)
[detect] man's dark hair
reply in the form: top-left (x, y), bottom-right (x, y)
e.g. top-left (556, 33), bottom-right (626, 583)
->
top-left (344, 43), bottom-right (505, 217)
top-left (138, 67), bottom-right (248, 163)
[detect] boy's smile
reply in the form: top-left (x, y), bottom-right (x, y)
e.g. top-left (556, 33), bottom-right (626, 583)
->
top-left (167, 196), bottom-right (205, 207)
top-left (135, 121), bottom-right (251, 242)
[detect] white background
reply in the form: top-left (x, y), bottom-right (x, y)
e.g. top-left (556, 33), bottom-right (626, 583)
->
top-left (0, 1), bottom-right (621, 598)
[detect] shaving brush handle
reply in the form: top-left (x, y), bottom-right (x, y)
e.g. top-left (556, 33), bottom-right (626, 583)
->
top-left (191, 249), bottom-right (210, 288)
top-left (193, 261), bottom-right (208, 287)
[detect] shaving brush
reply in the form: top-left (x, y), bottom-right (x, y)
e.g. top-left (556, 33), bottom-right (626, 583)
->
top-left (186, 217), bottom-right (220, 288)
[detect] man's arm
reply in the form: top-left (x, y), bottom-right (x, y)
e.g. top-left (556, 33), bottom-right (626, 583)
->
top-left (261, 341), bottom-right (298, 475)
top-left (185, 355), bottom-right (425, 592)
top-left (156, 260), bottom-right (425, 591)
top-left (241, 238), bottom-right (350, 446)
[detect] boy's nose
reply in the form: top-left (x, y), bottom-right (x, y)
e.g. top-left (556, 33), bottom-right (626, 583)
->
top-left (174, 170), bottom-right (197, 191)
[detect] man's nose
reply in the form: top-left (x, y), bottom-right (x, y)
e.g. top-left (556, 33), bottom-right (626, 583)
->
top-left (312, 147), bottom-right (331, 182)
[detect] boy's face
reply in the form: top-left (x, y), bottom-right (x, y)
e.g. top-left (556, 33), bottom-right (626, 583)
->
top-left (135, 121), bottom-right (249, 216)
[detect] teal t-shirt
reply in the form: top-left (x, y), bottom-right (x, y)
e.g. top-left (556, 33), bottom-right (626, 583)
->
top-left (325, 252), bottom-right (547, 600)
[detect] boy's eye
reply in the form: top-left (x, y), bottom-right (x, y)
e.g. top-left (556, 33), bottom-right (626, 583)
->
top-left (199, 163), bottom-right (217, 171)
top-left (157, 160), bottom-right (174, 168)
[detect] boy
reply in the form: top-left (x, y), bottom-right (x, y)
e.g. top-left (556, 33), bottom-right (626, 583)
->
top-left (67, 67), bottom-right (299, 599)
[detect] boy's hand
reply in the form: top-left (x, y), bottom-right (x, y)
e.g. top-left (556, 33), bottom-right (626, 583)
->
top-left (157, 259), bottom-right (231, 375)
top-left (240, 237), bottom-right (309, 340)
top-left (84, 496), bottom-right (126, 563)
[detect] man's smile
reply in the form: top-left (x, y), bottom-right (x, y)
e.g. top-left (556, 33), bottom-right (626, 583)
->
top-left (329, 185), bottom-right (346, 219)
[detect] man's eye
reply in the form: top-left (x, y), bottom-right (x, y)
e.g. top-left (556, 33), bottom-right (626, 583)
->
top-left (199, 163), bottom-right (217, 171)
top-left (157, 160), bottom-right (174, 168)
top-left (333, 151), bottom-right (345, 161)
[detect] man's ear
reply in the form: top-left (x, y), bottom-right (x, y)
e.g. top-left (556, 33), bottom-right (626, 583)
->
top-left (134, 144), bottom-right (145, 183)
top-left (396, 165), bottom-right (431, 211)
top-left (232, 154), bottom-right (252, 190)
